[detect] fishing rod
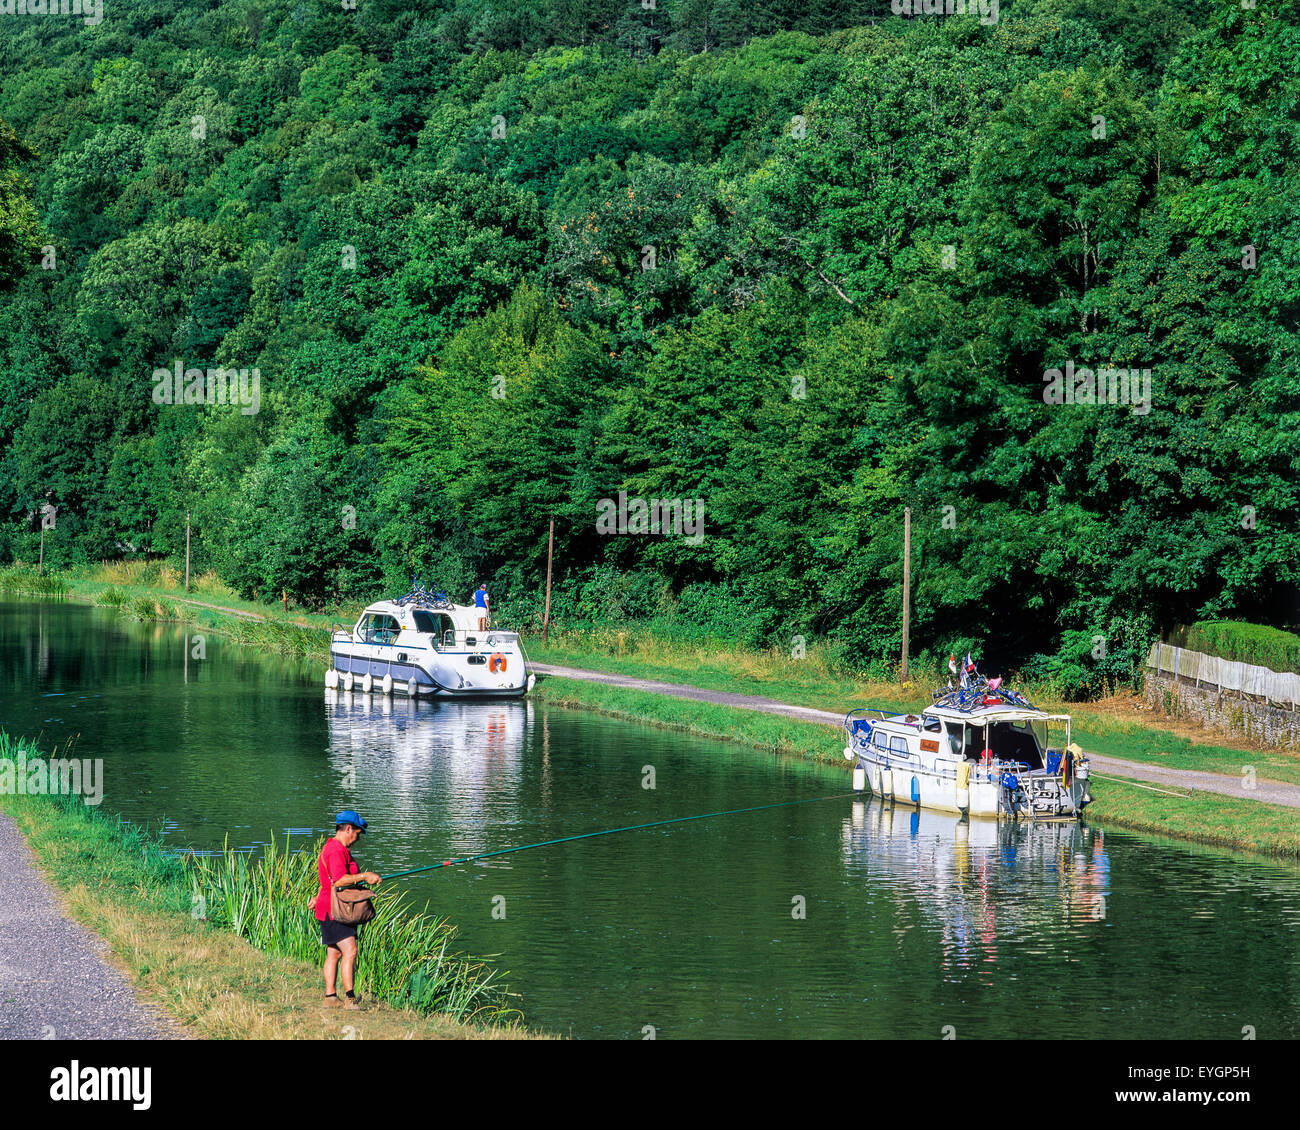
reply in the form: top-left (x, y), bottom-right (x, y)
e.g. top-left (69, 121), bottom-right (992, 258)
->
top-left (379, 791), bottom-right (858, 881)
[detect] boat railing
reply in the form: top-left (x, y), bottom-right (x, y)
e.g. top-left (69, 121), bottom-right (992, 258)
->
top-left (842, 705), bottom-right (909, 732)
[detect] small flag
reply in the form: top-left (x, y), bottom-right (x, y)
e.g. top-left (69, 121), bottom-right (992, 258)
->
top-left (964, 653), bottom-right (976, 674)
top-left (949, 654), bottom-right (958, 676)
top-left (988, 676), bottom-right (1003, 691)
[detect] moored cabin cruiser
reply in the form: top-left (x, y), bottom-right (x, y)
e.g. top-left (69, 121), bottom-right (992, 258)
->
top-left (326, 586), bottom-right (535, 698)
top-left (842, 665), bottom-right (1091, 819)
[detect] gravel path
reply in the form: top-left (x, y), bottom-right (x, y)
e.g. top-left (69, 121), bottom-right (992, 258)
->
top-left (533, 663), bottom-right (1300, 809)
top-left (0, 814), bottom-right (185, 1039)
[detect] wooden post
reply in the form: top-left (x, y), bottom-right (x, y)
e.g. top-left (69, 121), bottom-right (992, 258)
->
top-left (901, 506), bottom-right (911, 683)
top-left (282, 588), bottom-right (288, 613)
top-left (185, 510), bottom-right (191, 593)
top-left (38, 523), bottom-right (45, 574)
top-left (543, 517), bottom-right (555, 644)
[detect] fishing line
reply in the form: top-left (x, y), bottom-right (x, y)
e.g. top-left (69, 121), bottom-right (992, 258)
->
top-left (379, 791), bottom-right (858, 880)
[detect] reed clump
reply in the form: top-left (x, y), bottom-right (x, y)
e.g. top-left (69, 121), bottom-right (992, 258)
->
top-left (0, 563), bottom-right (69, 597)
top-left (221, 617), bottom-right (330, 664)
top-left (118, 594), bottom-right (181, 621)
top-left (96, 586), bottom-right (128, 606)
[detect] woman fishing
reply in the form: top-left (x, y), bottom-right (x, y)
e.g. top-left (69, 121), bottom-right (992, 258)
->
top-left (315, 809), bottom-right (381, 1010)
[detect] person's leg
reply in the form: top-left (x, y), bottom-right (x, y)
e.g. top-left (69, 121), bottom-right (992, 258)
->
top-left (339, 935), bottom-right (359, 1000)
top-left (323, 942), bottom-right (341, 999)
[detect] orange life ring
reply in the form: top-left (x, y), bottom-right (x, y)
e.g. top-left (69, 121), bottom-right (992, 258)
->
top-left (489, 652), bottom-right (507, 673)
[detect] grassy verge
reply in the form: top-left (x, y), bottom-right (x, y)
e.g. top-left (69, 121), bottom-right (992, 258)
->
top-left (533, 675), bottom-right (1300, 860)
top-left (1085, 772), bottom-right (1300, 859)
top-left (0, 733), bottom-right (542, 1040)
top-left (532, 675), bottom-right (846, 764)
top-left (46, 561), bottom-right (337, 663)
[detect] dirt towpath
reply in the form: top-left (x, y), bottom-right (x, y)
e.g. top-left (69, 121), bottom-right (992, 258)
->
top-left (0, 814), bottom-right (184, 1039)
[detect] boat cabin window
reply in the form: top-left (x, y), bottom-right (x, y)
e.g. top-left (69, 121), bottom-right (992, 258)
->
top-left (873, 731), bottom-right (889, 751)
top-left (359, 613), bottom-right (400, 645)
top-left (889, 736), bottom-right (910, 756)
top-left (944, 723), bottom-right (963, 758)
top-left (922, 716), bottom-right (941, 732)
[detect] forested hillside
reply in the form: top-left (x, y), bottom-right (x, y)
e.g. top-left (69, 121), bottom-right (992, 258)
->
top-left (1, 0), bottom-right (1297, 678)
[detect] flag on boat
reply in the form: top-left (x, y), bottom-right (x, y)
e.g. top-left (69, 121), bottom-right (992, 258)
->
top-left (964, 653), bottom-right (976, 674)
top-left (949, 654), bottom-right (958, 676)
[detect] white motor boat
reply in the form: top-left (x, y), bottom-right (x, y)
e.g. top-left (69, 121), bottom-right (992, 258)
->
top-left (326, 585), bottom-right (534, 699)
top-left (842, 667), bottom-right (1091, 819)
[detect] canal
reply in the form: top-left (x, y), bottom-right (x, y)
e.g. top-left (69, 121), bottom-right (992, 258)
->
top-left (2, 601), bottom-right (1297, 1038)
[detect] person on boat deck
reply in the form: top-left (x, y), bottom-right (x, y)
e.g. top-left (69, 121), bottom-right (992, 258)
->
top-left (474, 584), bottom-right (490, 631)
top-left (315, 809), bottom-right (381, 1010)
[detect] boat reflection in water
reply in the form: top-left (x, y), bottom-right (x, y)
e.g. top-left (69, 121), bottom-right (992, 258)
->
top-left (322, 688), bottom-right (531, 834)
top-left (842, 799), bottom-right (1111, 974)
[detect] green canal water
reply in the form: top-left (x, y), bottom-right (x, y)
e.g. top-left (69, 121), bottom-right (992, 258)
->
top-left (3, 601), bottom-right (1298, 1039)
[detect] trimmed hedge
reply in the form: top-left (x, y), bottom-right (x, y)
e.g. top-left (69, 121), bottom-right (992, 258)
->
top-left (1185, 621), bottom-right (1300, 675)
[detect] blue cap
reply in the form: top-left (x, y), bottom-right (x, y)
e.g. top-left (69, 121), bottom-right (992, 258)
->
top-left (335, 809), bottom-right (368, 834)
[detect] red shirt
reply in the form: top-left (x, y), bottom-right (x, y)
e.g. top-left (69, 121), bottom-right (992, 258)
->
top-left (315, 838), bottom-right (360, 921)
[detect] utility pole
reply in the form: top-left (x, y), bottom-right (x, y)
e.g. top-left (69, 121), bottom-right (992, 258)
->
top-left (901, 506), bottom-right (911, 683)
top-left (185, 510), bottom-right (191, 593)
top-left (543, 517), bottom-right (555, 644)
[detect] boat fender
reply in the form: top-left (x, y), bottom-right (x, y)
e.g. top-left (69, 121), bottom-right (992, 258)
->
top-left (343, 671), bottom-right (354, 692)
top-left (382, 673), bottom-right (393, 696)
top-left (325, 668), bottom-right (337, 689)
top-left (526, 673), bottom-right (536, 694)
top-left (361, 673), bottom-right (373, 693)
top-left (489, 652), bottom-right (507, 673)
top-left (406, 676), bottom-right (418, 697)
top-left (956, 759), bottom-right (971, 809)
top-left (852, 766), bottom-right (866, 792)
top-left (843, 746), bottom-right (855, 762)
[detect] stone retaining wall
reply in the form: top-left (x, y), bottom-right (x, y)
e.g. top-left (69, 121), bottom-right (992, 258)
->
top-left (1144, 671), bottom-right (1300, 751)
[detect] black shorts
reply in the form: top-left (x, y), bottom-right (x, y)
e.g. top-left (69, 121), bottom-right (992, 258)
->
top-left (321, 917), bottom-right (358, 948)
